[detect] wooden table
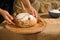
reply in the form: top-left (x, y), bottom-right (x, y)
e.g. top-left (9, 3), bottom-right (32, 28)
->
top-left (0, 14), bottom-right (60, 40)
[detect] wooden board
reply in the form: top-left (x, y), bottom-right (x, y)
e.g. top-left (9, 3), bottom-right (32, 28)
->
top-left (5, 18), bottom-right (46, 34)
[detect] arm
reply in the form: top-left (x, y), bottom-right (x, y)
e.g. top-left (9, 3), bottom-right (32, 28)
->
top-left (21, 0), bottom-right (31, 8)
top-left (0, 8), bottom-right (14, 24)
top-left (21, 0), bottom-right (38, 18)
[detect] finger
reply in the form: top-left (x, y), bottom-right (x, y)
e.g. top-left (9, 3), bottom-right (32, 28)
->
top-left (31, 11), bottom-right (35, 16)
top-left (34, 11), bottom-right (37, 18)
top-left (6, 20), bottom-right (11, 24)
top-left (7, 13), bottom-right (13, 20)
top-left (7, 13), bottom-right (15, 25)
top-left (5, 16), bottom-right (15, 25)
top-left (31, 13), bottom-right (34, 16)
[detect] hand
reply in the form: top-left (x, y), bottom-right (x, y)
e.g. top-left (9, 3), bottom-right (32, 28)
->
top-left (26, 6), bottom-right (38, 18)
top-left (58, 7), bottom-right (60, 11)
top-left (21, 0), bottom-right (38, 18)
top-left (0, 9), bottom-right (14, 25)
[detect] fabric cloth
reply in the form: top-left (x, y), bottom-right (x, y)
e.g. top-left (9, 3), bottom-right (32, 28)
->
top-left (13, 0), bottom-right (28, 17)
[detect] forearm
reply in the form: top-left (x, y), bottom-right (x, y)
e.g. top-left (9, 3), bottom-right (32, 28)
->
top-left (0, 8), bottom-right (4, 14)
top-left (0, 8), bottom-right (9, 16)
top-left (21, 0), bottom-right (32, 8)
top-left (0, 8), bottom-right (6, 15)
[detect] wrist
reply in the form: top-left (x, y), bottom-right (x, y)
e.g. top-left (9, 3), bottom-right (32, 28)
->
top-left (0, 8), bottom-right (2, 14)
top-left (0, 8), bottom-right (4, 14)
top-left (0, 8), bottom-right (7, 15)
top-left (26, 5), bottom-right (32, 9)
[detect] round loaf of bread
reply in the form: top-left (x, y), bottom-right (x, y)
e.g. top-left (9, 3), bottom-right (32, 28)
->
top-left (14, 13), bottom-right (37, 28)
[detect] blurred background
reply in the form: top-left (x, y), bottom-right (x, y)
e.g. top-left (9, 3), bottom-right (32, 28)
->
top-left (31, 0), bottom-right (60, 13)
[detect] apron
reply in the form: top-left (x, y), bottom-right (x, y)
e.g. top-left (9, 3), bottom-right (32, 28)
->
top-left (13, 0), bottom-right (27, 17)
top-left (13, 0), bottom-right (39, 17)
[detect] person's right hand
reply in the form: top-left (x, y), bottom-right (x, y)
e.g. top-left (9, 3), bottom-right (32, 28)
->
top-left (0, 9), bottom-right (14, 25)
top-left (58, 7), bottom-right (60, 11)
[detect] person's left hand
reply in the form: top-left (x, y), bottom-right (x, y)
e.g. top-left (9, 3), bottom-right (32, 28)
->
top-left (26, 6), bottom-right (38, 18)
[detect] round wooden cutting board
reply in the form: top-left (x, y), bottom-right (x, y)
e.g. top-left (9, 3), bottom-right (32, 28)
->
top-left (5, 18), bottom-right (46, 34)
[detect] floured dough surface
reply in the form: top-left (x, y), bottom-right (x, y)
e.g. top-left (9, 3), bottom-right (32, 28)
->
top-left (15, 13), bottom-right (37, 28)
